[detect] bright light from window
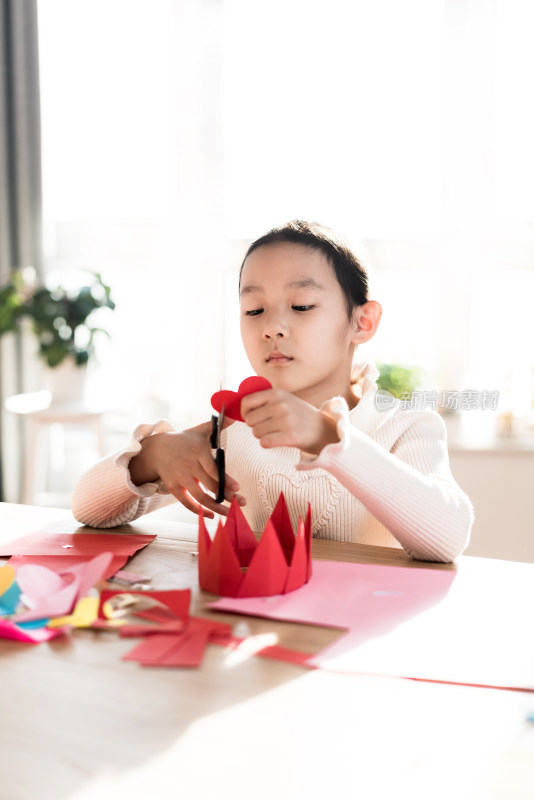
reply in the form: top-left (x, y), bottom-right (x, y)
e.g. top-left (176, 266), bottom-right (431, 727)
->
top-left (36, 0), bottom-right (534, 446)
top-left (224, 0), bottom-right (444, 240)
top-left (493, 0), bottom-right (534, 222)
top-left (39, 0), bottom-right (177, 224)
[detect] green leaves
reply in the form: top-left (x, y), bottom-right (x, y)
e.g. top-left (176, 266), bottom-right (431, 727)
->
top-left (0, 274), bottom-right (26, 334)
top-left (376, 362), bottom-right (420, 399)
top-left (0, 270), bottom-right (115, 368)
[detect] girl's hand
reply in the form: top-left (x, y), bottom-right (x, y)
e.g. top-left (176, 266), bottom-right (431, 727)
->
top-left (129, 420), bottom-right (243, 519)
top-left (240, 389), bottom-right (340, 455)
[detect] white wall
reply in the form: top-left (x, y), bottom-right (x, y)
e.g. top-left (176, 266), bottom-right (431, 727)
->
top-left (450, 449), bottom-right (534, 563)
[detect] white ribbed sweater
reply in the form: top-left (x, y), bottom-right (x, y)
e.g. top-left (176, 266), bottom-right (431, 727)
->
top-left (72, 366), bottom-right (473, 563)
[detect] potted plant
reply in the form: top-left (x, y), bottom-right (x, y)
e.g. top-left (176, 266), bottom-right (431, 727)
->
top-left (0, 267), bottom-right (115, 401)
top-left (376, 362), bottom-right (421, 400)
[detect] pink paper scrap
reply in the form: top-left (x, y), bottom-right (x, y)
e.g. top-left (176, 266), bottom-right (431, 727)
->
top-left (209, 558), bottom-right (534, 691)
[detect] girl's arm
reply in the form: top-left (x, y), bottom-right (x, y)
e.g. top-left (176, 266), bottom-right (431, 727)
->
top-left (72, 419), bottom-right (242, 528)
top-left (297, 400), bottom-right (474, 563)
top-left (72, 420), bottom-right (178, 528)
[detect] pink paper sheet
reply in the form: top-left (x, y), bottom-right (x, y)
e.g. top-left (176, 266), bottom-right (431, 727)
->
top-left (0, 620), bottom-right (65, 644)
top-left (210, 558), bottom-right (534, 691)
top-left (8, 554), bottom-right (126, 579)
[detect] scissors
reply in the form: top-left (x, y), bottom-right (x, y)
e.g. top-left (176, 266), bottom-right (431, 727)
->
top-left (210, 404), bottom-right (225, 504)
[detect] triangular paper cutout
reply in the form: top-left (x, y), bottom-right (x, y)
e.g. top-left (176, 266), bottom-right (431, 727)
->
top-left (237, 520), bottom-right (288, 597)
top-left (198, 509), bottom-right (214, 589)
top-left (225, 499), bottom-right (258, 568)
top-left (269, 493), bottom-right (296, 566)
top-left (305, 505), bottom-right (313, 581)
top-left (202, 521), bottom-right (243, 596)
top-left (284, 518), bottom-right (309, 593)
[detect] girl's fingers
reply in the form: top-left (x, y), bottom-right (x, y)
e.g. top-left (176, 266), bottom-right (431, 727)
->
top-left (195, 463), bottom-right (221, 497)
top-left (170, 483), bottom-right (231, 518)
top-left (240, 390), bottom-right (272, 418)
top-left (189, 420), bottom-right (216, 437)
top-left (198, 465), bottom-right (244, 506)
top-left (242, 408), bottom-right (263, 427)
top-left (248, 418), bottom-right (282, 441)
top-left (255, 432), bottom-right (287, 449)
top-left (225, 470), bottom-right (240, 493)
top-left (224, 487), bottom-right (246, 506)
top-left (242, 397), bottom-right (292, 429)
top-left (200, 449), bottom-right (242, 495)
top-left (187, 483), bottom-right (230, 516)
top-left (170, 486), bottom-right (214, 518)
top-left (200, 450), bottom-right (223, 482)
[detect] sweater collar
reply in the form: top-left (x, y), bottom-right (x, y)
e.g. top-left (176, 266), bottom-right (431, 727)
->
top-left (349, 361), bottom-right (384, 435)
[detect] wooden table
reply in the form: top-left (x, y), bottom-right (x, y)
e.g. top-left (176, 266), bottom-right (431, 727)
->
top-left (1, 503), bottom-right (533, 800)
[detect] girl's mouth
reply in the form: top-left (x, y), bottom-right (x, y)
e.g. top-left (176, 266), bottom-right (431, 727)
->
top-left (266, 352), bottom-right (293, 365)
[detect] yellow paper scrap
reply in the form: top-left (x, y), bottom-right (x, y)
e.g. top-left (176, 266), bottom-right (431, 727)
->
top-left (47, 596), bottom-right (99, 628)
top-left (0, 564), bottom-right (16, 596)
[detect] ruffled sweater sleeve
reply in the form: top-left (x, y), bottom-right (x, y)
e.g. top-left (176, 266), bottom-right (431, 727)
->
top-left (72, 419), bottom-right (177, 528)
top-left (297, 398), bottom-right (474, 562)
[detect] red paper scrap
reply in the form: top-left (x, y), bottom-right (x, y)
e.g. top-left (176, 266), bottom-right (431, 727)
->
top-left (109, 569), bottom-right (152, 585)
top-left (123, 633), bottom-right (184, 664)
top-left (186, 616), bottom-right (233, 642)
top-left (119, 621), bottom-right (185, 637)
top-left (144, 629), bottom-right (211, 667)
top-left (213, 635), bottom-right (316, 668)
top-left (254, 644), bottom-right (316, 668)
top-left (134, 606), bottom-right (181, 624)
top-left (211, 376), bottom-right (272, 422)
top-left (0, 531), bottom-right (155, 558)
top-left (122, 615), bottom-right (233, 668)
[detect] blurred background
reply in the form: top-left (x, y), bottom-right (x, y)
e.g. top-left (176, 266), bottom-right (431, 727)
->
top-left (1, 0), bottom-right (533, 560)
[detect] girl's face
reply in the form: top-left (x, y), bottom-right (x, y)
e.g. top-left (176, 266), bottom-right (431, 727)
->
top-left (239, 242), bottom-right (359, 408)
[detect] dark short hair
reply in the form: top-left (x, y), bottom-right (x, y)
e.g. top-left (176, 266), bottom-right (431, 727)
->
top-left (239, 220), bottom-right (369, 318)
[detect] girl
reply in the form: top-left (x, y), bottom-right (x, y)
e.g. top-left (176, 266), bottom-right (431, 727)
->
top-left (72, 220), bottom-right (473, 562)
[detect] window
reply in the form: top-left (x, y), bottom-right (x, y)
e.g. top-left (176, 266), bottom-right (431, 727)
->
top-left (38, 0), bottom-right (226, 429)
top-left (38, 0), bottom-right (534, 442)
top-left (224, 0), bottom-right (444, 240)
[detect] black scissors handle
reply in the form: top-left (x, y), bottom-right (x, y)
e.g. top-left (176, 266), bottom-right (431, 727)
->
top-left (210, 414), bottom-right (226, 503)
top-left (214, 447), bottom-right (225, 504)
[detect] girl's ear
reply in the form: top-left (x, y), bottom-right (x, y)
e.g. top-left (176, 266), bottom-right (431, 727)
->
top-left (351, 301), bottom-right (382, 344)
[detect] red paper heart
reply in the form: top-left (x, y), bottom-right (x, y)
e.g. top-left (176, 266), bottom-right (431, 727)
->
top-left (211, 376), bottom-right (272, 422)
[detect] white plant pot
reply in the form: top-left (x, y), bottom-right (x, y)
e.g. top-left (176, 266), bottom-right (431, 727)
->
top-left (46, 358), bottom-right (88, 403)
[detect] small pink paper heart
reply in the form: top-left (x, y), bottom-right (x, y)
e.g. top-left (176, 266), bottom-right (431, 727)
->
top-left (17, 565), bottom-right (68, 599)
top-left (14, 552), bottom-right (113, 623)
top-left (211, 376), bottom-right (272, 422)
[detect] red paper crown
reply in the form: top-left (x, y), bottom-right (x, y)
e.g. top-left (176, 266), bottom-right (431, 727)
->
top-left (198, 493), bottom-right (312, 598)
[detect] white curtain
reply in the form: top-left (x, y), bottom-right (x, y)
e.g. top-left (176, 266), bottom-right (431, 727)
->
top-left (0, 0), bottom-right (43, 500)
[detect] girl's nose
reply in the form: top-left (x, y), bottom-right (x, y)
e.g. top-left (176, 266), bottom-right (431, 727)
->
top-left (262, 313), bottom-right (287, 340)
top-left (262, 327), bottom-right (286, 341)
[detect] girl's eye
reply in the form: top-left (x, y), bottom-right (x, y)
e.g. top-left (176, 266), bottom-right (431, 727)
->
top-left (292, 305), bottom-right (315, 312)
top-left (245, 308), bottom-right (263, 316)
